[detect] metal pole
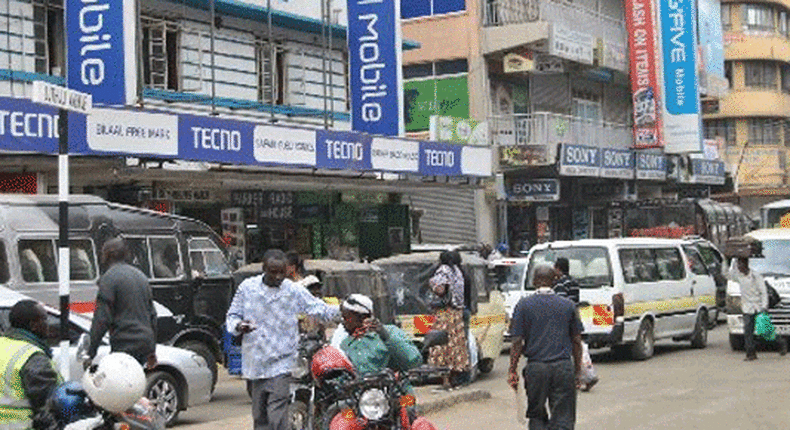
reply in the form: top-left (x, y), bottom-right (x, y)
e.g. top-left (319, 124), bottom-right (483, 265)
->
top-left (210, 0), bottom-right (217, 114)
top-left (267, 0), bottom-right (274, 120)
top-left (328, 0), bottom-right (334, 128)
top-left (57, 109), bottom-right (70, 380)
top-left (321, 0), bottom-right (328, 129)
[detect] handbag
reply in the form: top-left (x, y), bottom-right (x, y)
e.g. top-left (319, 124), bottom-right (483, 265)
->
top-left (755, 312), bottom-right (776, 341)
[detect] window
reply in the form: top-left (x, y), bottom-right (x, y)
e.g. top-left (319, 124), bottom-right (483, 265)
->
top-left (125, 237), bottom-right (152, 277)
top-left (724, 62), bottom-right (733, 88)
top-left (0, 243), bottom-right (9, 283)
top-left (782, 65), bottom-right (790, 93)
top-left (141, 16), bottom-right (180, 90)
top-left (781, 11), bottom-right (789, 36)
top-left (188, 237), bottom-right (230, 278)
top-left (435, 59), bottom-right (469, 75)
top-left (655, 248), bottom-right (685, 280)
top-left (682, 246), bottom-right (708, 275)
top-left (704, 119), bottom-right (736, 146)
top-left (404, 60), bottom-right (469, 80)
top-left (403, 63), bottom-right (434, 80)
top-left (527, 246), bottom-right (612, 288)
top-left (2, 0), bottom-right (64, 76)
top-left (69, 240), bottom-right (97, 281)
top-left (749, 118), bottom-right (781, 145)
top-left (150, 237), bottom-right (183, 279)
top-left (721, 4), bottom-right (732, 31)
top-left (402, 0), bottom-right (466, 19)
top-left (744, 61), bottom-right (777, 89)
top-left (258, 42), bottom-right (285, 105)
top-left (743, 4), bottom-right (775, 31)
top-left (18, 240), bottom-right (57, 282)
top-left (619, 248), bottom-right (662, 283)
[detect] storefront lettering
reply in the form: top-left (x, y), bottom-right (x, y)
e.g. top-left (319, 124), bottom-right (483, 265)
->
top-left (191, 127), bottom-right (241, 152)
top-left (513, 182), bottom-right (556, 195)
top-left (326, 139), bottom-right (364, 161)
top-left (603, 151), bottom-right (631, 167)
top-left (424, 149), bottom-right (454, 167)
top-left (0, 111), bottom-right (59, 138)
top-left (638, 154), bottom-right (663, 170)
top-left (564, 146), bottom-right (598, 165)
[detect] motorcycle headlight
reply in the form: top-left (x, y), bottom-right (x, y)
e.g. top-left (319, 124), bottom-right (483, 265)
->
top-left (359, 388), bottom-right (389, 420)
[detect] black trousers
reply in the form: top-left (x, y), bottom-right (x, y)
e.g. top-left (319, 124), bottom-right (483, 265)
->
top-left (523, 359), bottom-right (577, 430)
top-left (247, 374), bottom-right (290, 430)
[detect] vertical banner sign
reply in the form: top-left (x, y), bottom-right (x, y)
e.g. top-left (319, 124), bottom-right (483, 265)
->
top-left (624, 0), bottom-right (662, 148)
top-left (659, 0), bottom-right (702, 154)
top-left (67, 0), bottom-right (137, 105)
top-left (347, 0), bottom-right (404, 136)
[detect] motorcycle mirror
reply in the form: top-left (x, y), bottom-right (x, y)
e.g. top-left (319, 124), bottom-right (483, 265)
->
top-left (422, 330), bottom-right (448, 351)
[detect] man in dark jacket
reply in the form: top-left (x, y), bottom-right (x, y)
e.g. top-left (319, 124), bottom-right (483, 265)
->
top-left (553, 257), bottom-right (579, 303)
top-left (89, 238), bottom-right (157, 367)
top-left (0, 299), bottom-right (62, 429)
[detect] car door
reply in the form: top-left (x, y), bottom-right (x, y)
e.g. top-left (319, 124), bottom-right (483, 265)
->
top-left (682, 245), bottom-right (716, 323)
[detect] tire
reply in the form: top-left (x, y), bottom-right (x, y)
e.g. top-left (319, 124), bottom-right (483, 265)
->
top-left (177, 340), bottom-right (218, 393)
top-left (631, 319), bottom-right (655, 360)
top-left (477, 358), bottom-right (494, 374)
top-left (707, 308), bottom-right (719, 330)
top-left (290, 400), bottom-right (309, 430)
top-left (146, 370), bottom-right (181, 427)
top-left (729, 333), bottom-right (745, 351)
top-left (691, 310), bottom-right (708, 349)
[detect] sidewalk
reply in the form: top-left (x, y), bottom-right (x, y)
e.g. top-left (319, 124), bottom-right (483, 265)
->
top-left (185, 384), bottom-right (491, 429)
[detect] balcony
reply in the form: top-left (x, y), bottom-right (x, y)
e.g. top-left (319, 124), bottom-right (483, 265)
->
top-left (490, 112), bottom-right (633, 166)
top-left (482, 0), bottom-right (626, 57)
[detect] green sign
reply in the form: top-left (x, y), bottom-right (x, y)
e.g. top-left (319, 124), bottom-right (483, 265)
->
top-left (403, 76), bottom-right (469, 132)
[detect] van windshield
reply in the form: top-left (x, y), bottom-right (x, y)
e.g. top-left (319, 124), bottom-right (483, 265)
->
top-left (493, 262), bottom-right (526, 292)
top-left (751, 239), bottom-right (790, 277)
top-left (527, 247), bottom-right (612, 289)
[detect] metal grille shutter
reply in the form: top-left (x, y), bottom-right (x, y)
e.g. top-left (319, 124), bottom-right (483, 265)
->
top-left (404, 188), bottom-right (477, 244)
top-left (530, 74), bottom-right (570, 114)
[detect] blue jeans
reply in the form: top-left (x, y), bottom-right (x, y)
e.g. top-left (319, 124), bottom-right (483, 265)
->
top-left (523, 359), bottom-right (577, 430)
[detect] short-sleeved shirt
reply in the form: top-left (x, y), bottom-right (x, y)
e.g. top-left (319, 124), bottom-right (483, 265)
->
top-left (509, 292), bottom-right (583, 363)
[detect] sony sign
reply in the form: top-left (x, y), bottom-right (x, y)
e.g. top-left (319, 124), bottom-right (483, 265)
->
top-left (67, 0), bottom-right (136, 105)
top-left (347, 0), bottom-right (403, 136)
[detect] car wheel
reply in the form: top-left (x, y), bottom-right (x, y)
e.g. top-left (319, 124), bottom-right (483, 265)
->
top-left (631, 319), bottom-right (655, 360)
top-left (177, 340), bottom-right (218, 393)
top-left (729, 333), bottom-right (745, 351)
top-left (477, 358), bottom-right (494, 374)
top-left (146, 371), bottom-right (181, 427)
top-left (691, 310), bottom-right (708, 349)
top-left (707, 308), bottom-right (719, 330)
top-left (290, 400), bottom-right (309, 430)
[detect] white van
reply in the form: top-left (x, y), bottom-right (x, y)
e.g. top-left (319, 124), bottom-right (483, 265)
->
top-left (726, 228), bottom-right (790, 350)
top-left (510, 238), bottom-right (717, 360)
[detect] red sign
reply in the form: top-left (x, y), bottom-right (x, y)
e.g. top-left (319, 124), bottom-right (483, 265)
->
top-left (625, 0), bottom-right (662, 148)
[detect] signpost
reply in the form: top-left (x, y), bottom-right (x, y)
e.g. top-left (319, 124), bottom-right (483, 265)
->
top-left (31, 82), bottom-right (92, 380)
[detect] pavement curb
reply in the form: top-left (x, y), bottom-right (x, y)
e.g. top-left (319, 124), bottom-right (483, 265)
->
top-left (415, 389), bottom-right (492, 415)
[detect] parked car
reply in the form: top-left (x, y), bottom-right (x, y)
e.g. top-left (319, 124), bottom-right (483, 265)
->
top-left (518, 238), bottom-right (717, 360)
top-left (0, 287), bottom-right (212, 427)
top-left (726, 228), bottom-right (790, 350)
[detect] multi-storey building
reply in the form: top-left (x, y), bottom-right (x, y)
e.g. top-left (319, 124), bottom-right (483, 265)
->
top-left (705, 0), bottom-right (790, 214)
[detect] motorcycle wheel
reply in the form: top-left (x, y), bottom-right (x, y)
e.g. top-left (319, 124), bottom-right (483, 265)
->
top-left (290, 400), bottom-right (309, 430)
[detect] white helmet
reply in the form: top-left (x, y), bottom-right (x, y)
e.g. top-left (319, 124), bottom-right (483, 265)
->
top-left (82, 352), bottom-right (146, 413)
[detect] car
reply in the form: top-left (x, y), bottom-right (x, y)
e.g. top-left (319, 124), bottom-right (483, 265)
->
top-left (682, 236), bottom-right (727, 325)
top-left (0, 287), bottom-right (212, 427)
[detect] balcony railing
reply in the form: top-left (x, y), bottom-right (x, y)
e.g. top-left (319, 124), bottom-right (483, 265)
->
top-left (483, 0), bottom-right (626, 47)
top-left (489, 112), bottom-right (633, 165)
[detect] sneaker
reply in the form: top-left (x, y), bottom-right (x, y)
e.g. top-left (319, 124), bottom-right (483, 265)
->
top-left (744, 354), bottom-right (758, 361)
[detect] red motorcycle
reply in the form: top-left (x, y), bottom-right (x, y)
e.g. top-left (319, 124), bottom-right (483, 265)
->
top-left (291, 331), bottom-right (448, 430)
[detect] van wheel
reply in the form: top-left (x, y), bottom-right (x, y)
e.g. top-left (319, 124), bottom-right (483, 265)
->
top-left (691, 310), bottom-right (708, 349)
top-left (478, 358), bottom-right (494, 374)
top-left (631, 319), bottom-right (655, 360)
top-left (178, 340), bottom-right (218, 393)
top-left (729, 334), bottom-right (745, 351)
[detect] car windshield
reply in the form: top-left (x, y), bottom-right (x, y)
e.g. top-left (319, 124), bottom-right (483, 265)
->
top-left (750, 239), bottom-right (790, 277)
top-left (527, 246), bottom-right (612, 288)
top-left (493, 262), bottom-right (526, 292)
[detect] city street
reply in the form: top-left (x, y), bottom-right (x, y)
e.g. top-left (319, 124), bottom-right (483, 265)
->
top-left (176, 325), bottom-right (790, 429)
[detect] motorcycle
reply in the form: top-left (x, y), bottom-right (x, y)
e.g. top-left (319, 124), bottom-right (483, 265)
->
top-left (290, 330), bottom-right (449, 430)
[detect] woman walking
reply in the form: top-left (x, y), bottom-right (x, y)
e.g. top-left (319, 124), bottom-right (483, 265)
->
top-left (428, 251), bottom-right (470, 389)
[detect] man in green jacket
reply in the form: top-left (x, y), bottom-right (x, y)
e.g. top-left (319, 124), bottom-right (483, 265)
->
top-left (0, 299), bottom-right (62, 430)
top-left (339, 294), bottom-right (421, 375)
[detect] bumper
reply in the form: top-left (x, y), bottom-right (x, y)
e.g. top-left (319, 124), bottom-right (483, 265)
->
top-left (727, 313), bottom-right (744, 335)
top-left (181, 359), bottom-right (213, 407)
top-left (582, 322), bottom-right (624, 349)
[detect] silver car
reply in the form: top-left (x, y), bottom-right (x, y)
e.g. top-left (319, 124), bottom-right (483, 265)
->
top-left (0, 287), bottom-right (212, 426)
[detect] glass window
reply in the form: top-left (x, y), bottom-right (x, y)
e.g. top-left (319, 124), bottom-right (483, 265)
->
top-left (636, 249), bottom-right (659, 282)
top-left (704, 119), bottom-right (736, 146)
top-left (748, 118), bottom-right (781, 145)
top-left (780, 11), bottom-right (789, 36)
top-left (782, 65), bottom-right (790, 93)
top-left (655, 248), bottom-right (685, 280)
top-left (403, 63), bottom-right (433, 80)
top-left (744, 61), bottom-right (777, 89)
top-left (124, 237), bottom-right (152, 277)
top-left (721, 4), bottom-right (732, 30)
top-left (528, 246), bottom-right (612, 288)
top-left (0, 243), bottom-right (9, 284)
top-left (188, 237), bottom-right (230, 278)
top-left (434, 0), bottom-right (465, 14)
top-left (682, 246), bottom-right (708, 275)
top-left (18, 240), bottom-right (57, 283)
top-left (751, 239), bottom-right (790, 276)
top-left (69, 240), bottom-right (97, 281)
top-left (401, 0), bottom-right (464, 18)
top-left (743, 4), bottom-right (775, 31)
top-left (435, 59), bottom-right (469, 75)
top-left (150, 237), bottom-right (183, 279)
top-left (493, 262), bottom-right (527, 292)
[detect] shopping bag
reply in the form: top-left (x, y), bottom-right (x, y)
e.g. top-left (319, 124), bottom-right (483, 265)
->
top-left (580, 342), bottom-right (597, 385)
top-left (755, 312), bottom-right (776, 341)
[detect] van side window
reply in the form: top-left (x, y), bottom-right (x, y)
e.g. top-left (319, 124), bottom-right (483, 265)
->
top-left (655, 248), bottom-right (685, 280)
top-left (0, 242), bottom-right (9, 283)
top-left (18, 240), bottom-right (57, 282)
top-left (619, 249), bottom-right (639, 283)
top-left (150, 237), bottom-right (183, 279)
top-left (125, 237), bottom-right (152, 277)
top-left (188, 237), bottom-right (230, 278)
top-left (69, 240), bottom-right (97, 281)
top-left (682, 246), bottom-right (708, 276)
top-left (636, 249), bottom-right (659, 282)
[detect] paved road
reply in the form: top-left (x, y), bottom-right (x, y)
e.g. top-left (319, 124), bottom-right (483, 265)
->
top-left (428, 325), bottom-right (790, 430)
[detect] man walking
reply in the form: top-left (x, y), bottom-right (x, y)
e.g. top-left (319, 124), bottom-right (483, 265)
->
top-left (89, 237), bottom-right (157, 368)
top-left (226, 249), bottom-right (339, 430)
top-left (0, 300), bottom-right (62, 430)
top-left (508, 264), bottom-right (583, 430)
top-left (552, 257), bottom-right (579, 302)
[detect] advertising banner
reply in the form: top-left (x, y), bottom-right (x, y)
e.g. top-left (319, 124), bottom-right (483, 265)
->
top-left (429, 115), bottom-right (487, 146)
top-left (347, 0), bottom-right (403, 136)
top-left (559, 144), bottom-right (601, 177)
top-left (67, 0), bottom-right (136, 105)
top-left (624, 0), bottom-right (662, 148)
top-left (404, 77), bottom-right (470, 132)
top-left (600, 148), bottom-right (635, 179)
top-left (370, 137), bottom-right (419, 173)
top-left (316, 130), bottom-right (373, 171)
top-left (550, 23), bottom-right (594, 65)
top-left (253, 125), bottom-right (317, 167)
top-left (461, 146), bottom-right (493, 177)
top-left (180, 114), bottom-right (254, 165)
top-left (85, 108), bottom-right (178, 156)
top-left (419, 141), bottom-right (462, 176)
top-left (689, 159), bottom-right (725, 185)
top-left (507, 178), bottom-right (560, 202)
top-left (659, 0), bottom-right (702, 153)
top-left (635, 152), bottom-right (666, 180)
top-left (0, 97), bottom-right (62, 154)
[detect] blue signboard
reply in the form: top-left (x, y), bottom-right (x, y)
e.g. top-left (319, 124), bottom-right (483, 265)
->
top-left (180, 114), bottom-right (255, 165)
top-left (636, 152), bottom-right (666, 180)
top-left (67, 0), bottom-right (135, 105)
top-left (600, 148), bottom-right (635, 179)
top-left (690, 158), bottom-right (726, 185)
top-left (660, 0), bottom-right (699, 115)
top-left (347, 0), bottom-right (403, 136)
top-left (0, 97), bottom-right (62, 154)
top-left (508, 178), bottom-right (560, 202)
top-left (559, 144), bottom-right (601, 177)
top-left (419, 141), bottom-right (462, 176)
top-left (316, 130), bottom-right (372, 171)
